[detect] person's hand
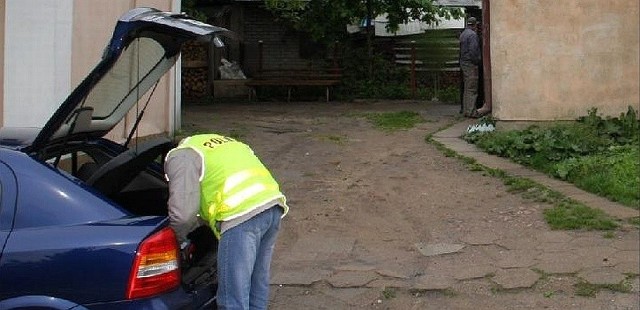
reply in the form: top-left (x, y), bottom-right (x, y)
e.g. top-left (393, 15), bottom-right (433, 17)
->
top-left (180, 241), bottom-right (196, 266)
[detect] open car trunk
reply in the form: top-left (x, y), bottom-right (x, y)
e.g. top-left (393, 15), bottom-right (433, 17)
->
top-left (49, 136), bottom-right (218, 290)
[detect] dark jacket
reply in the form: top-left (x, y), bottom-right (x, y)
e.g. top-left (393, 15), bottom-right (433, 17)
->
top-left (459, 27), bottom-right (480, 66)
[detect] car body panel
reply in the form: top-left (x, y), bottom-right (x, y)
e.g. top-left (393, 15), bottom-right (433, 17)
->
top-left (0, 161), bottom-right (17, 258)
top-left (4, 149), bottom-right (128, 229)
top-left (0, 217), bottom-right (162, 303)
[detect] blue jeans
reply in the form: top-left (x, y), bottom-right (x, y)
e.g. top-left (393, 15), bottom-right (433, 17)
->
top-left (216, 206), bottom-right (283, 310)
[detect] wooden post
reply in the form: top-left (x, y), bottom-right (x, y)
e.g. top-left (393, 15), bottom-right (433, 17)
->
top-left (481, 0), bottom-right (492, 113)
top-left (207, 39), bottom-right (217, 98)
top-left (332, 40), bottom-right (339, 72)
top-left (410, 41), bottom-right (417, 99)
top-left (258, 40), bottom-right (263, 74)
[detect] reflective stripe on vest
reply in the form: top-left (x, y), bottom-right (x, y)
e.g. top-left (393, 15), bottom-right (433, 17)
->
top-left (222, 168), bottom-right (272, 208)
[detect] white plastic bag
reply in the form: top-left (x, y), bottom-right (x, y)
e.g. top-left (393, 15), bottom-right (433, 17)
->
top-left (219, 58), bottom-right (246, 79)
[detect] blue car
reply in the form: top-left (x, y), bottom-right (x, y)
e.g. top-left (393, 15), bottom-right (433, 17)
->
top-left (0, 8), bottom-right (227, 309)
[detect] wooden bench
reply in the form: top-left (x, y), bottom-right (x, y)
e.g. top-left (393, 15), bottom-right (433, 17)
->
top-left (245, 69), bottom-right (342, 102)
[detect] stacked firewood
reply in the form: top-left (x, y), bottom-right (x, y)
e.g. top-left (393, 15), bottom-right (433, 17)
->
top-left (181, 41), bottom-right (209, 98)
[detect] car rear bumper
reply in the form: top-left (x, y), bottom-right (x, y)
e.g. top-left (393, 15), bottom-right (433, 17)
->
top-left (85, 286), bottom-right (215, 310)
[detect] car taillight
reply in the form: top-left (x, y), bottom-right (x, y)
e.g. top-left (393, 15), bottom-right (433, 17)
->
top-left (126, 227), bottom-right (180, 299)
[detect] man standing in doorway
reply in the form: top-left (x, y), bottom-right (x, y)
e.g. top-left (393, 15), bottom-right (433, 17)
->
top-left (459, 16), bottom-right (481, 118)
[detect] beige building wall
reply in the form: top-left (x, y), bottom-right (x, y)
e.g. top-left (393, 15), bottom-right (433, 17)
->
top-left (0, 1), bottom-right (180, 140)
top-left (0, 2), bottom-right (4, 127)
top-left (491, 0), bottom-right (640, 120)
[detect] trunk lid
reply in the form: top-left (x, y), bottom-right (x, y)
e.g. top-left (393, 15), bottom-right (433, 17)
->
top-left (26, 7), bottom-right (229, 156)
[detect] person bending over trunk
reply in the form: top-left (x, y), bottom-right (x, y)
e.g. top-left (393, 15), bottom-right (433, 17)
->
top-left (164, 133), bottom-right (289, 310)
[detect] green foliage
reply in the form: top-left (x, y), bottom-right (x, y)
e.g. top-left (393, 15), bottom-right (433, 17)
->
top-left (337, 45), bottom-right (411, 100)
top-left (365, 111), bottom-right (423, 131)
top-left (553, 146), bottom-right (639, 208)
top-left (265, 0), bottom-right (462, 44)
top-left (435, 86), bottom-right (460, 103)
top-left (181, 0), bottom-right (209, 21)
top-left (465, 107), bottom-right (640, 209)
top-left (265, 1), bottom-right (463, 100)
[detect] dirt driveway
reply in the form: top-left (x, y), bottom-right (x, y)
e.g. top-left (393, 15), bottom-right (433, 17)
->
top-left (182, 100), bottom-right (639, 310)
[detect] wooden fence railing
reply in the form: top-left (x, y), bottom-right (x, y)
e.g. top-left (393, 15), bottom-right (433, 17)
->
top-left (393, 29), bottom-right (460, 99)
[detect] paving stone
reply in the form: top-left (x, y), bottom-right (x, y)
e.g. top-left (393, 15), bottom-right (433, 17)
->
top-left (326, 271), bottom-right (378, 288)
top-left (375, 269), bottom-right (410, 279)
top-left (493, 249), bottom-right (538, 268)
top-left (569, 236), bottom-right (610, 249)
top-left (495, 237), bottom-right (539, 250)
top-left (613, 262), bottom-right (640, 275)
top-left (578, 267), bottom-right (627, 285)
top-left (536, 241), bottom-right (572, 253)
top-left (460, 230), bottom-right (500, 245)
top-left (450, 264), bottom-right (497, 280)
top-left (574, 246), bottom-right (618, 268)
top-left (413, 274), bottom-right (456, 290)
top-left (630, 276), bottom-right (640, 293)
top-left (366, 278), bottom-right (411, 288)
top-left (415, 243), bottom-right (465, 257)
top-left (534, 252), bottom-right (584, 274)
top-left (288, 236), bottom-right (356, 261)
top-left (536, 231), bottom-right (573, 243)
top-left (271, 268), bottom-right (332, 285)
top-left (326, 287), bottom-right (380, 305)
top-left (610, 250), bottom-right (640, 266)
top-left (334, 264), bottom-right (376, 272)
top-left (612, 239), bottom-right (640, 251)
top-left (491, 268), bottom-right (539, 289)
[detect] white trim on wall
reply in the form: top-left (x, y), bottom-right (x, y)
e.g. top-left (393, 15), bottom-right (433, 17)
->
top-left (172, 0), bottom-right (183, 136)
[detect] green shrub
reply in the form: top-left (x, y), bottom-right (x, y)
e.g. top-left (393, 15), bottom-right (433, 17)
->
top-left (465, 107), bottom-right (640, 209)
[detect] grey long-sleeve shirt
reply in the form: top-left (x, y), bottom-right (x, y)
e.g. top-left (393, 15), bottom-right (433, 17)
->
top-left (459, 27), bottom-right (480, 65)
top-left (164, 148), bottom-right (203, 244)
top-left (164, 147), bottom-right (283, 244)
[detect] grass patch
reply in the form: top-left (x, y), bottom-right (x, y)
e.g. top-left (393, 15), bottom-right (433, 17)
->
top-left (499, 174), bottom-right (617, 230)
top-left (365, 111), bottom-right (424, 131)
top-left (381, 287), bottom-right (396, 299)
top-left (544, 202), bottom-right (618, 230)
top-left (441, 288), bottom-right (458, 297)
top-left (574, 280), bottom-right (632, 297)
top-left (465, 107), bottom-right (639, 209)
top-left (319, 134), bottom-right (348, 145)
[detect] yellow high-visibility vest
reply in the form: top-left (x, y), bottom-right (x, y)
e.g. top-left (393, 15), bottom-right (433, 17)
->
top-left (168, 134), bottom-right (287, 237)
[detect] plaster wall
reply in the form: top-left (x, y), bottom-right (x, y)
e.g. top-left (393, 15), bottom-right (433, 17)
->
top-left (491, 0), bottom-right (640, 120)
top-left (1, 0), bottom-right (181, 141)
top-left (0, 2), bottom-right (4, 126)
top-left (3, 0), bottom-right (73, 127)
